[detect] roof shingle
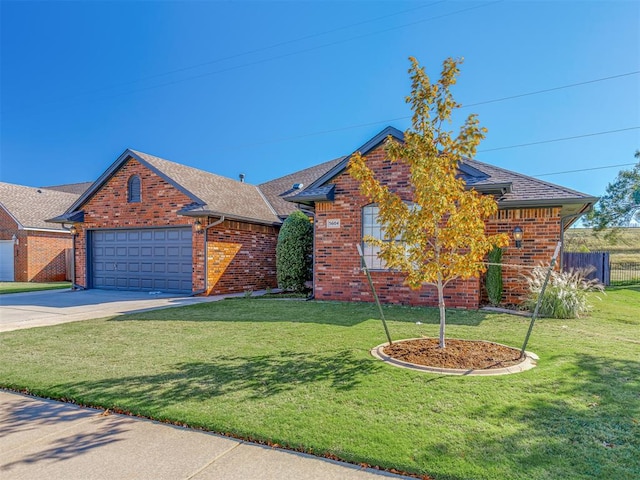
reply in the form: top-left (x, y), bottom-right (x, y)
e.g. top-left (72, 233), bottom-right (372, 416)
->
top-left (131, 150), bottom-right (281, 224)
top-left (258, 157), bottom-right (345, 217)
top-left (0, 182), bottom-right (80, 230)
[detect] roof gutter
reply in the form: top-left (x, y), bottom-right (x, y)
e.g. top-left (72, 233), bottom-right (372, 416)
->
top-left (178, 209), bottom-right (281, 227)
top-left (497, 196), bottom-right (600, 209)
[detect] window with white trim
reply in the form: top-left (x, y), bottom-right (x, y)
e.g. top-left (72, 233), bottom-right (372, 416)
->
top-left (362, 203), bottom-right (417, 270)
top-left (362, 204), bottom-right (387, 269)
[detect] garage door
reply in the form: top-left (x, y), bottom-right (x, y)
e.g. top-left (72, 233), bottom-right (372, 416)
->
top-left (0, 240), bottom-right (14, 281)
top-left (91, 227), bottom-right (192, 293)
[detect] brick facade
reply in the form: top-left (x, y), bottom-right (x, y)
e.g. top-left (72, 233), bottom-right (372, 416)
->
top-left (313, 145), bottom-right (480, 308)
top-left (206, 220), bottom-right (278, 294)
top-left (484, 207), bottom-right (562, 305)
top-left (1, 204), bottom-right (71, 282)
top-left (73, 158), bottom-right (278, 294)
top-left (313, 145), bottom-right (563, 308)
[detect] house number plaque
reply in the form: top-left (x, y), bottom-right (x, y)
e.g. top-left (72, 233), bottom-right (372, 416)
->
top-left (326, 219), bottom-right (341, 229)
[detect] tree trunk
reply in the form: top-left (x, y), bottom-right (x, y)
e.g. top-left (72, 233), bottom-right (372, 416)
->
top-left (437, 279), bottom-right (446, 349)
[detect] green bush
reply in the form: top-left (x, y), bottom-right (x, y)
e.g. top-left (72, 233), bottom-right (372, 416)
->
top-left (276, 210), bottom-right (313, 292)
top-left (524, 266), bottom-right (605, 319)
top-left (486, 247), bottom-right (503, 305)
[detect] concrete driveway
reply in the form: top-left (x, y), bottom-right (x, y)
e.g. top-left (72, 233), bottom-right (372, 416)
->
top-left (0, 288), bottom-right (231, 333)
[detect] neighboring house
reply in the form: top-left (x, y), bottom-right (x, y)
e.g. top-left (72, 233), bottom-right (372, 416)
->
top-left (48, 127), bottom-right (597, 307)
top-left (286, 127), bottom-right (598, 307)
top-left (0, 182), bottom-right (82, 282)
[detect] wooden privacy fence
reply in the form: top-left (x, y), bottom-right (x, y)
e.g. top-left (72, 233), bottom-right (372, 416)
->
top-left (562, 251), bottom-right (610, 285)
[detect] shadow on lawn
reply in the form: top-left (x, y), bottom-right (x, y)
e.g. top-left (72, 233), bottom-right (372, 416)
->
top-left (424, 353), bottom-right (640, 480)
top-left (56, 350), bottom-right (381, 411)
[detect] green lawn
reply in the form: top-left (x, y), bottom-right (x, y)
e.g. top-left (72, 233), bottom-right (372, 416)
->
top-left (0, 282), bottom-right (71, 295)
top-left (1, 289), bottom-right (638, 480)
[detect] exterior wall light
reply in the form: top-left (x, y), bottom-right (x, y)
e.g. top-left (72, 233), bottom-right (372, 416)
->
top-left (194, 219), bottom-right (204, 233)
top-left (69, 225), bottom-right (78, 236)
top-left (513, 226), bottom-right (523, 248)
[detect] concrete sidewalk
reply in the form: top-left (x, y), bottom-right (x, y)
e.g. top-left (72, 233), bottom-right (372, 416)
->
top-left (0, 289), bottom-right (250, 333)
top-left (0, 391), bottom-right (412, 480)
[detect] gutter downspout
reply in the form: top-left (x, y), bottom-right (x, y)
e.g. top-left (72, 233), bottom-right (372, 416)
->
top-left (191, 216), bottom-right (225, 296)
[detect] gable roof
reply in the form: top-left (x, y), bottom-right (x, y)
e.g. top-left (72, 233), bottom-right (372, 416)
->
top-left (0, 182), bottom-right (80, 231)
top-left (258, 157), bottom-right (345, 218)
top-left (287, 126), bottom-right (598, 219)
top-left (53, 149), bottom-right (281, 226)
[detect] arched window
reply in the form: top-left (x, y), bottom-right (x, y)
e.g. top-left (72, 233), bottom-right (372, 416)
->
top-left (128, 175), bottom-right (141, 203)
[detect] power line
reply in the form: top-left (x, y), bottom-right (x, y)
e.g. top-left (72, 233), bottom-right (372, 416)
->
top-left (533, 162), bottom-right (638, 177)
top-left (212, 104), bottom-right (640, 153)
top-left (21, 1), bottom-right (502, 112)
top-left (36, 1), bottom-right (449, 105)
top-left (464, 71), bottom-right (640, 108)
top-left (107, 1), bottom-right (503, 97)
top-left (477, 127), bottom-right (640, 153)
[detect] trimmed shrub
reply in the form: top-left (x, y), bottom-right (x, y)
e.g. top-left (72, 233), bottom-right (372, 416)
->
top-left (524, 266), bottom-right (605, 319)
top-left (276, 211), bottom-right (313, 292)
top-left (486, 247), bottom-right (503, 305)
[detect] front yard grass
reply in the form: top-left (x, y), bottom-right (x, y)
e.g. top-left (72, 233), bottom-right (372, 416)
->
top-left (0, 282), bottom-right (70, 295)
top-left (1, 287), bottom-right (638, 480)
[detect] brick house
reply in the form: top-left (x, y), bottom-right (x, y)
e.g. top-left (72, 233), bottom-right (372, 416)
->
top-left (48, 149), bottom-right (339, 294)
top-left (48, 127), bottom-right (596, 306)
top-left (286, 127), bottom-right (598, 307)
top-left (0, 182), bottom-right (86, 282)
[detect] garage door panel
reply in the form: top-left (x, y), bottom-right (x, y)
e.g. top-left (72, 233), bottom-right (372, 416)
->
top-left (91, 227), bottom-right (192, 293)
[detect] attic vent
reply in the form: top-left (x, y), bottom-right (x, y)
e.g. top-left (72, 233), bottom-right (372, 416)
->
top-left (293, 183), bottom-right (303, 190)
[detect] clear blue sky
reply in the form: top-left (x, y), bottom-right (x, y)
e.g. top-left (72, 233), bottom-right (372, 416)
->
top-left (1, 0), bottom-right (638, 201)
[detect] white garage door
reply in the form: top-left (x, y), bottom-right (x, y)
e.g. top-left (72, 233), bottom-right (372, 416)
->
top-left (0, 240), bottom-right (15, 281)
top-left (90, 227), bottom-right (193, 293)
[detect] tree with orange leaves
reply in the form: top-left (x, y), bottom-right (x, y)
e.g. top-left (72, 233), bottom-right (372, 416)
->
top-left (349, 57), bottom-right (509, 348)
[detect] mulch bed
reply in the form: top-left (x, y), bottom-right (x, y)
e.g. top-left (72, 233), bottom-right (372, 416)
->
top-left (383, 338), bottom-right (524, 370)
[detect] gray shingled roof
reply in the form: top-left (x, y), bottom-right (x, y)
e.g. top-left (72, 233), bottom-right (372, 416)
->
top-left (290, 127), bottom-right (597, 217)
top-left (0, 182), bottom-right (80, 231)
top-left (130, 150), bottom-right (281, 225)
top-left (42, 182), bottom-right (93, 195)
top-left (258, 157), bottom-right (345, 217)
top-left (461, 158), bottom-right (596, 205)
